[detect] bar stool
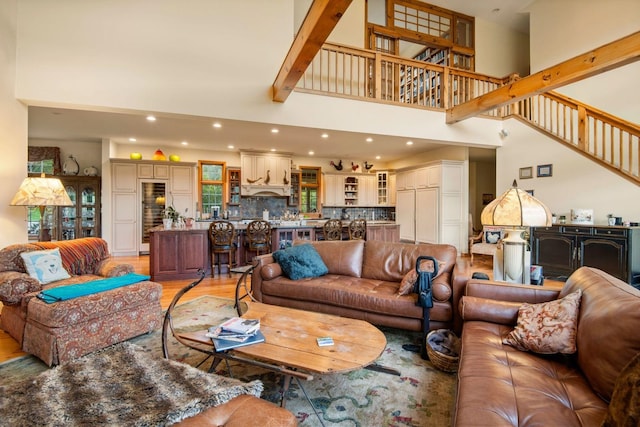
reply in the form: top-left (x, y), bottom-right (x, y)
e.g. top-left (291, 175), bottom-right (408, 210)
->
top-left (348, 218), bottom-right (367, 240)
top-left (244, 220), bottom-right (272, 262)
top-left (209, 220), bottom-right (237, 277)
top-left (323, 219), bottom-right (343, 241)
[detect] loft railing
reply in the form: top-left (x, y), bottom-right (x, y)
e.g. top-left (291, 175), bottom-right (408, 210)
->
top-left (296, 43), bottom-right (506, 116)
top-left (508, 92), bottom-right (640, 184)
top-left (296, 43), bottom-right (639, 186)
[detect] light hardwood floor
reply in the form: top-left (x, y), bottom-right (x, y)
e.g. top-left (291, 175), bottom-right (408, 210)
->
top-left (0, 254), bottom-right (561, 364)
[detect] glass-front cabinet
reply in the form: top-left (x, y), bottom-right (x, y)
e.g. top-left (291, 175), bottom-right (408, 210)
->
top-left (56, 176), bottom-right (101, 240)
top-left (227, 168), bottom-right (241, 206)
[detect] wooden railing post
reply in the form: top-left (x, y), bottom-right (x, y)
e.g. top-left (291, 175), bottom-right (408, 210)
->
top-left (373, 52), bottom-right (382, 100)
top-left (577, 105), bottom-right (587, 151)
top-left (442, 67), bottom-right (450, 110)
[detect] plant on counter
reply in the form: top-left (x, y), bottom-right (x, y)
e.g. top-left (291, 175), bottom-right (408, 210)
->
top-left (163, 205), bottom-right (180, 221)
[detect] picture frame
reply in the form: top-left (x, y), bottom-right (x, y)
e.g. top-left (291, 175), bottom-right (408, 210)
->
top-left (537, 164), bottom-right (553, 177)
top-left (519, 166), bottom-right (533, 179)
top-left (571, 209), bottom-right (594, 225)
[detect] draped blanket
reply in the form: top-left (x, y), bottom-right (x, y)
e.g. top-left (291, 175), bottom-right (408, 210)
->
top-left (0, 342), bottom-right (263, 426)
top-left (37, 273), bottom-right (150, 303)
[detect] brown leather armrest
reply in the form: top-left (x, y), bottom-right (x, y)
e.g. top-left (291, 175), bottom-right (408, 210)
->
top-left (460, 295), bottom-right (522, 325)
top-left (250, 254), bottom-right (275, 302)
top-left (466, 280), bottom-right (561, 304)
top-left (176, 395), bottom-right (297, 427)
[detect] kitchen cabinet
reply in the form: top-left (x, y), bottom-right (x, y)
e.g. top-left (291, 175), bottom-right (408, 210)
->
top-left (227, 168), bottom-right (241, 205)
top-left (531, 225), bottom-right (640, 287)
top-left (359, 175), bottom-right (377, 206)
top-left (273, 227), bottom-right (315, 250)
top-left (288, 170), bottom-right (300, 207)
top-left (323, 174), bottom-right (344, 206)
top-left (366, 224), bottom-right (400, 242)
top-left (343, 176), bottom-right (359, 206)
top-left (110, 159), bottom-right (196, 256)
top-left (149, 228), bottom-right (210, 281)
top-left (240, 152), bottom-right (291, 196)
top-left (396, 169), bottom-right (416, 190)
top-left (395, 161), bottom-right (466, 252)
top-left (376, 171), bottom-right (391, 205)
top-left (54, 176), bottom-right (101, 241)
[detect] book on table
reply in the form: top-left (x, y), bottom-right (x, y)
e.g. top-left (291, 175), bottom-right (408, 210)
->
top-left (211, 330), bottom-right (266, 352)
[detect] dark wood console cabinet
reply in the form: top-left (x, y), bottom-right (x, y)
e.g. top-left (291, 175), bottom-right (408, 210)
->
top-left (149, 229), bottom-right (210, 281)
top-left (531, 225), bottom-right (640, 287)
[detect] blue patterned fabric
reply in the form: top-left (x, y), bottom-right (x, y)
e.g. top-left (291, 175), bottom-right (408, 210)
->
top-left (272, 244), bottom-right (328, 280)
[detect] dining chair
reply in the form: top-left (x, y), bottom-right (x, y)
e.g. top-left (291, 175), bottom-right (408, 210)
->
top-left (323, 219), bottom-right (343, 241)
top-left (348, 218), bottom-right (367, 240)
top-left (209, 220), bottom-right (237, 277)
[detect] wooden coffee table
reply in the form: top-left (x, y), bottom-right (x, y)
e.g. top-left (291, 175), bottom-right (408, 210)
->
top-left (178, 301), bottom-right (387, 379)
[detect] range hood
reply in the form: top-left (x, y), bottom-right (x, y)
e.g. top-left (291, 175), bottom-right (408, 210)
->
top-left (241, 184), bottom-right (291, 197)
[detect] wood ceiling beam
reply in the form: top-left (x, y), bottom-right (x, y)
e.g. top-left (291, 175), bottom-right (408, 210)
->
top-left (272, 0), bottom-right (352, 103)
top-left (446, 31), bottom-right (640, 124)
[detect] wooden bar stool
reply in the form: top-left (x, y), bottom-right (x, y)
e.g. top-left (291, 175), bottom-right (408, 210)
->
top-left (244, 220), bottom-right (272, 262)
top-left (209, 220), bottom-right (237, 277)
top-left (323, 219), bottom-right (343, 241)
top-left (348, 218), bottom-right (367, 240)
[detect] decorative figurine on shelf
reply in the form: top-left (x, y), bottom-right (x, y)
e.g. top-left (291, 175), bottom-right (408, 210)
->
top-left (246, 176), bottom-right (262, 184)
top-left (283, 170), bottom-right (289, 185)
top-left (351, 162), bottom-right (360, 172)
top-left (330, 160), bottom-right (343, 171)
top-left (364, 161), bottom-right (374, 171)
top-left (264, 170), bottom-right (271, 185)
top-left (152, 149), bottom-right (167, 161)
top-left (63, 155), bottom-right (80, 175)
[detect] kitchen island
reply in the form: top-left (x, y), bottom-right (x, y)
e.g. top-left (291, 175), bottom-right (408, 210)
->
top-left (149, 220), bottom-right (399, 281)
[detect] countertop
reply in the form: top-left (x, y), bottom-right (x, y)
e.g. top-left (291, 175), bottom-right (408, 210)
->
top-left (151, 219), bottom-right (397, 232)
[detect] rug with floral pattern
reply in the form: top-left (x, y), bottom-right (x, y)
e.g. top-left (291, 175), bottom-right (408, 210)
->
top-left (0, 296), bottom-right (457, 426)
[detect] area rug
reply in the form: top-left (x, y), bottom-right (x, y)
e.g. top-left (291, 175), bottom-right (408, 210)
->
top-left (0, 296), bottom-right (457, 426)
top-left (0, 341), bottom-right (263, 426)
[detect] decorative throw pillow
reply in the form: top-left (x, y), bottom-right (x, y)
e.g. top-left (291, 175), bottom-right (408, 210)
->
top-left (484, 228), bottom-right (503, 244)
top-left (272, 244), bottom-right (328, 280)
top-left (397, 258), bottom-right (445, 296)
top-left (503, 289), bottom-right (582, 354)
top-left (20, 248), bottom-right (71, 284)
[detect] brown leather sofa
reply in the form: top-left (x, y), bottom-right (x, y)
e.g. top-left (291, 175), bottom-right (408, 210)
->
top-left (454, 267), bottom-right (640, 426)
top-left (251, 239), bottom-right (467, 334)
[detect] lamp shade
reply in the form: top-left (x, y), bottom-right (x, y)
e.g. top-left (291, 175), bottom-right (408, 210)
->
top-left (10, 176), bottom-right (73, 207)
top-left (481, 180), bottom-right (551, 227)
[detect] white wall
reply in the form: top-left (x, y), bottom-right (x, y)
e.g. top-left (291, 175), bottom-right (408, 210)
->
top-left (497, 119), bottom-right (640, 225)
top-left (475, 18), bottom-right (530, 77)
top-left (1, 0), bottom-right (29, 247)
top-left (528, 0), bottom-right (640, 122)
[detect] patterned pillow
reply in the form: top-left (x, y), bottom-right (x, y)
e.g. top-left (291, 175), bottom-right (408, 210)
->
top-left (397, 258), bottom-right (445, 296)
top-left (272, 244), bottom-right (328, 280)
top-left (602, 352), bottom-right (640, 427)
top-left (483, 226), bottom-right (503, 244)
top-left (503, 289), bottom-right (582, 354)
top-left (20, 248), bottom-right (71, 284)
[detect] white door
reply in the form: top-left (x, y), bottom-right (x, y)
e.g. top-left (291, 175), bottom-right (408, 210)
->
top-left (396, 189), bottom-right (415, 242)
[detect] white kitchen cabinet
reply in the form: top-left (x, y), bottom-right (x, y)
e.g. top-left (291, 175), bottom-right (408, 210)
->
top-left (323, 174), bottom-right (344, 206)
top-left (240, 152), bottom-right (291, 195)
top-left (359, 174), bottom-right (377, 206)
top-left (112, 163), bottom-right (137, 192)
top-left (394, 160), bottom-right (466, 252)
top-left (138, 163), bottom-right (169, 179)
top-left (111, 192), bottom-right (137, 255)
top-left (396, 169), bottom-right (416, 190)
top-left (389, 173), bottom-right (396, 206)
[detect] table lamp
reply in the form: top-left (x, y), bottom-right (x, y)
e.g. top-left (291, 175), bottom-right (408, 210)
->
top-left (10, 173), bottom-right (73, 241)
top-left (481, 180), bottom-right (551, 283)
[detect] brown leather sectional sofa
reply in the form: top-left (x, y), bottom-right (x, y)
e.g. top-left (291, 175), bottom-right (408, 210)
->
top-left (251, 239), bottom-right (467, 334)
top-left (455, 267), bottom-right (640, 426)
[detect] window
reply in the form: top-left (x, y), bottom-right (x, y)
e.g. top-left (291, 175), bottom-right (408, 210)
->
top-left (198, 161), bottom-right (225, 217)
top-left (300, 167), bottom-right (321, 213)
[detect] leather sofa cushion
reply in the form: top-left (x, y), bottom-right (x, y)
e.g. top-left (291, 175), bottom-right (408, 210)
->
top-left (456, 321), bottom-right (607, 426)
top-left (301, 240), bottom-right (364, 278)
top-left (559, 267), bottom-right (640, 402)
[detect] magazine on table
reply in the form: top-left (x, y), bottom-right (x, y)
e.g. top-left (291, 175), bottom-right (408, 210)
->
top-left (206, 317), bottom-right (261, 342)
top-left (211, 330), bottom-right (266, 352)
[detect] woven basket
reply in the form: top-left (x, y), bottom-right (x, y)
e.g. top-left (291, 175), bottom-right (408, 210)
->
top-left (426, 330), bottom-right (460, 373)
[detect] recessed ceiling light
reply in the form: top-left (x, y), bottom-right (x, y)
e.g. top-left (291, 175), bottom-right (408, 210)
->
top-left (375, 155), bottom-right (381, 160)
top-left (129, 138), bottom-right (137, 142)
top-left (181, 141), bottom-right (188, 146)
top-left (321, 133), bottom-right (329, 139)
top-left (146, 115), bottom-right (156, 122)
top-left (227, 145), bottom-right (234, 149)
top-left (271, 128), bottom-right (279, 133)
top-left (308, 151), bottom-right (315, 155)
top-left (366, 137), bottom-right (373, 142)
top-left (406, 141), bottom-right (414, 145)
top-left (213, 122), bottom-right (222, 128)
top-left (270, 148), bottom-right (276, 152)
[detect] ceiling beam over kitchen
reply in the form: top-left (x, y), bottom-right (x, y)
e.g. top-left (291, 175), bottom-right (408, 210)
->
top-left (446, 31), bottom-right (640, 124)
top-left (272, 0), bottom-right (352, 103)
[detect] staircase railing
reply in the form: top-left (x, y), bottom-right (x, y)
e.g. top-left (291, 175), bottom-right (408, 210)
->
top-left (296, 42), bottom-right (639, 185)
top-left (508, 92), bottom-right (639, 184)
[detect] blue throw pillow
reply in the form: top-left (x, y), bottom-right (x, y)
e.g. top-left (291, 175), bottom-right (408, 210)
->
top-left (272, 244), bottom-right (328, 280)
